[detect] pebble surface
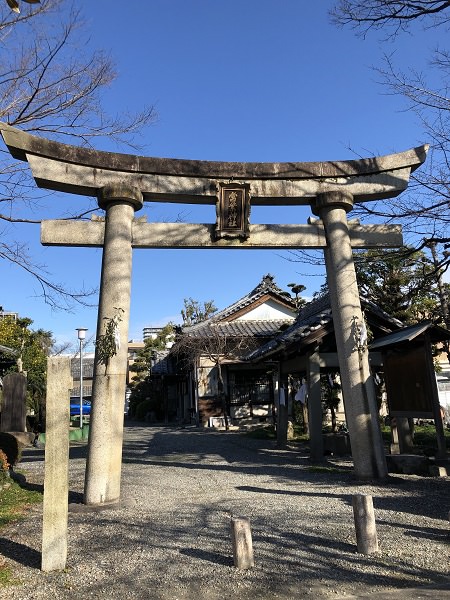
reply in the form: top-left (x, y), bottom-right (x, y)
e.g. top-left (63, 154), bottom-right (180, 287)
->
top-left (1, 424), bottom-right (449, 599)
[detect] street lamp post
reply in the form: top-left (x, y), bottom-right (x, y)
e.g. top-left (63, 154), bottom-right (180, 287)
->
top-left (76, 328), bottom-right (88, 429)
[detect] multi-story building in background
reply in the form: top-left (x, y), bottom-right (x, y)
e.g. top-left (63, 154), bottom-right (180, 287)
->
top-left (143, 327), bottom-right (162, 341)
top-left (0, 309), bottom-right (18, 322)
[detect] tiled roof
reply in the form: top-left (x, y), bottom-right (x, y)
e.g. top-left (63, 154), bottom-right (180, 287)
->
top-left (245, 293), bottom-right (404, 361)
top-left (182, 274), bottom-right (295, 336)
top-left (183, 320), bottom-right (291, 339)
top-left (370, 321), bottom-right (450, 349)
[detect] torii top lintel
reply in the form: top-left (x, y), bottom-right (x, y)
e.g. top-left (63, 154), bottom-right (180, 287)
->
top-left (0, 123), bottom-right (428, 206)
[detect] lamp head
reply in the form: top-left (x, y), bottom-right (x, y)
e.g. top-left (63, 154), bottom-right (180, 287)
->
top-left (76, 327), bottom-right (88, 341)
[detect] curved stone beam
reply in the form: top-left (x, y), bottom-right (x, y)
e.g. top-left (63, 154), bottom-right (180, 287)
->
top-left (0, 123), bottom-right (428, 204)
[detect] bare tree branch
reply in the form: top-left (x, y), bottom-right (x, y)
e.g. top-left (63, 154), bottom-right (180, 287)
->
top-left (330, 1), bottom-right (450, 36)
top-left (0, 239), bottom-right (97, 309)
top-left (325, 1), bottom-right (450, 298)
top-left (0, 1), bottom-right (157, 309)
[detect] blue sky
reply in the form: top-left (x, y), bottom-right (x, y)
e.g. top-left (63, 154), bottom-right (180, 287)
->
top-left (0, 0), bottom-right (442, 350)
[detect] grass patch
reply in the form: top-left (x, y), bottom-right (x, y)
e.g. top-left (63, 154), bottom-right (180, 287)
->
top-left (243, 425), bottom-right (276, 440)
top-left (292, 425), bottom-right (309, 442)
top-left (0, 558), bottom-right (13, 586)
top-left (0, 480), bottom-right (43, 586)
top-left (381, 424), bottom-right (450, 453)
top-left (0, 559), bottom-right (12, 586)
top-left (0, 480), bottom-right (42, 527)
top-left (243, 424), bottom-right (310, 443)
top-left (306, 465), bottom-right (346, 474)
top-left (242, 424), bottom-right (322, 444)
top-left (245, 423), bottom-right (450, 457)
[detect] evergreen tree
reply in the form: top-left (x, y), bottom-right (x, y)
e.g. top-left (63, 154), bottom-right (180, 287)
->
top-left (0, 316), bottom-right (52, 419)
top-left (128, 324), bottom-right (174, 418)
top-left (181, 298), bottom-right (217, 326)
top-left (354, 248), bottom-right (441, 324)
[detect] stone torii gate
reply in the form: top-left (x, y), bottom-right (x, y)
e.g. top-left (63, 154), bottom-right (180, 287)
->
top-left (0, 123), bottom-right (427, 505)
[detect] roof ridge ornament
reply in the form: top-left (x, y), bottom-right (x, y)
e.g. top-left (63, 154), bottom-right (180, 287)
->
top-left (251, 273), bottom-right (286, 296)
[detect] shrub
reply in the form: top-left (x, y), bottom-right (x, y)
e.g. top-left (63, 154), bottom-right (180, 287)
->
top-left (0, 450), bottom-right (8, 472)
top-left (0, 450), bottom-right (9, 485)
top-left (135, 399), bottom-right (153, 421)
top-left (0, 433), bottom-right (21, 468)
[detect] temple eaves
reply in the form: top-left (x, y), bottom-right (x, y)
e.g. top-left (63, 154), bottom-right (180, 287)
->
top-left (0, 122), bottom-right (428, 205)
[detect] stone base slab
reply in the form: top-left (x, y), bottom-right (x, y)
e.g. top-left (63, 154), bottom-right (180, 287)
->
top-left (323, 433), bottom-right (351, 456)
top-left (429, 465), bottom-right (449, 477)
top-left (386, 454), bottom-right (431, 475)
top-left (5, 431), bottom-right (34, 446)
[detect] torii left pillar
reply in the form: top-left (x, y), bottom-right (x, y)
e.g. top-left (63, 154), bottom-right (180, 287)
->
top-left (84, 184), bottom-right (143, 506)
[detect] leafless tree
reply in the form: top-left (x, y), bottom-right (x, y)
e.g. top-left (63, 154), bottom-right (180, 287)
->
top-left (0, 1), bottom-right (156, 309)
top-left (330, 1), bottom-right (450, 35)
top-left (325, 1), bottom-right (450, 322)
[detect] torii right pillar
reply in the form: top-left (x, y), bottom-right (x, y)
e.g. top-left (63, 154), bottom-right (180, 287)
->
top-left (312, 191), bottom-right (388, 480)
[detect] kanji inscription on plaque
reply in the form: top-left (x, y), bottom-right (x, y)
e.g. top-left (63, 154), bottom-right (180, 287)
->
top-left (215, 182), bottom-right (250, 239)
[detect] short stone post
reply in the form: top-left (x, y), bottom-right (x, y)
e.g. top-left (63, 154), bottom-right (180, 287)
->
top-left (231, 516), bottom-right (254, 569)
top-left (41, 356), bottom-right (72, 572)
top-left (84, 184), bottom-right (143, 507)
top-left (352, 494), bottom-right (379, 555)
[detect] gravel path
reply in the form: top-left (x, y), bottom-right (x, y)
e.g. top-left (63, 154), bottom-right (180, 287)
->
top-left (1, 423), bottom-right (449, 599)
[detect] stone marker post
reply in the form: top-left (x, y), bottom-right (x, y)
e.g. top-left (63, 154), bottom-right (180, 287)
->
top-left (41, 356), bottom-right (72, 572)
top-left (84, 184), bottom-right (143, 506)
top-left (277, 380), bottom-right (288, 449)
top-left (312, 192), bottom-right (387, 480)
top-left (277, 402), bottom-right (288, 449)
top-left (352, 494), bottom-right (379, 555)
top-left (308, 350), bottom-right (324, 461)
top-left (0, 372), bottom-right (27, 432)
top-left (231, 516), bottom-right (254, 569)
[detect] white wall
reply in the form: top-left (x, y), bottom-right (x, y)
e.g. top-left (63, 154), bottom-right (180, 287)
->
top-left (236, 299), bottom-right (295, 321)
